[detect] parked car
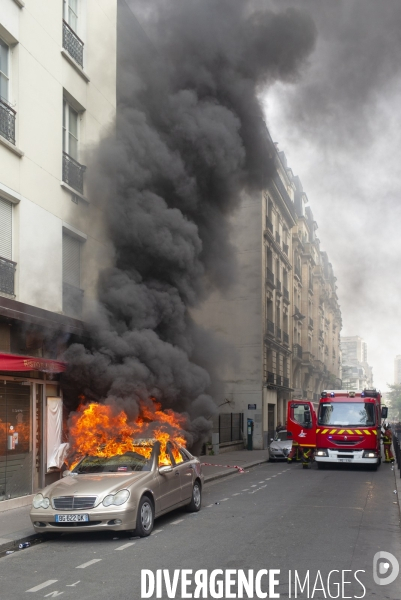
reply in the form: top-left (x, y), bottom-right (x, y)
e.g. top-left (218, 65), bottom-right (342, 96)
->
top-left (268, 429), bottom-right (292, 461)
top-left (30, 440), bottom-right (203, 537)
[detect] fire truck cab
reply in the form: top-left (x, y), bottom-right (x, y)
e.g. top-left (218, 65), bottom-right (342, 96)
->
top-left (287, 389), bottom-right (388, 470)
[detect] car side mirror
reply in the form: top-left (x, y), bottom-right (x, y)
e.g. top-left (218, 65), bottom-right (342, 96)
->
top-left (159, 465), bottom-right (173, 474)
top-left (381, 407), bottom-right (388, 419)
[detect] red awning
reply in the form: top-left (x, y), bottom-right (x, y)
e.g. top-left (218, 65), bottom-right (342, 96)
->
top-left (0, 353), bottom-right (66, 373)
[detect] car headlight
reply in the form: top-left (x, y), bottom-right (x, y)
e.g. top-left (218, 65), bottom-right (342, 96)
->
top-left (316, 449), bottom-right (328, 457)
top-left (102, 489), bottom-right (130, 507)
top-left (32, 493), bottom-right (50, 509)
top-left (363, 450), bottom-right (377, 458)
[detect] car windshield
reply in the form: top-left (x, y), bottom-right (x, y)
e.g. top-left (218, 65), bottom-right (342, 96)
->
top-left (275, 431), bottom-right (288, 441)
top-left (73, 450), bottom-right (153, 474)
top-left (318, 402), bottom-right (375, 427)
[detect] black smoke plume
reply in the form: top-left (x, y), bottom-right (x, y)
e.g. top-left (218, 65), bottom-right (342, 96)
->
top-left (62, 0), bottom-right (316, 447)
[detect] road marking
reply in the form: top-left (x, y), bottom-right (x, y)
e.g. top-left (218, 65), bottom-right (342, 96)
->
top-left (66, 582), bottom-right (80, 587)
top-left (76, 559), bottom-right (102, 569)
top-left (220, 498), bottom-right (229, 501)
top-left (26, 581), bottom-right (58, 593)
top-left (171, 519), bottom-right (184, 525)
top-left (265, 478), bottom-right (271, 480)
top-left (152, 529), bottom-right (163, 534)
top-left (206, 504), bottom-right (214, 508)
top-left (115, 542), bottom-right (136, 551)
top-left (44, 593), bottom-right (63, 598)
top-left (259, 481), bottom-right (264, 483)
top-left (232, 493), bottom-right (241, 496)
top-left (242, 489), bottom-right (249, 491)
top-left (271, 475), bottom-right (277, 478)
top-left (251, 485), bottom-right (257, 487)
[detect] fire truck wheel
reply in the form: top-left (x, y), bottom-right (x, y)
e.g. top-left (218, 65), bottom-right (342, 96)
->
top-left (186, 481), bottom-right (202, 512)
top-left (136, 495), bottom-right (154, 537)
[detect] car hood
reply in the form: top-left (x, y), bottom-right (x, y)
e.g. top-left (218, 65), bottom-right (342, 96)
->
top-left (270, 440), bottom-right (292, 450)
top-left (43, 472), bottom-right (151, 499)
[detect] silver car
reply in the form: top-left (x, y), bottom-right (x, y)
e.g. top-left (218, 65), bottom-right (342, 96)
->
top-left (30, 440), bottom-right (203, 537)
top-left (268, 430), bottom-right (292, 461)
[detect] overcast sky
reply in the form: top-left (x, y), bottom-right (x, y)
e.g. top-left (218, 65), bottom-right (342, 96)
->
top-left (262, 0), bottom-right (401, 393)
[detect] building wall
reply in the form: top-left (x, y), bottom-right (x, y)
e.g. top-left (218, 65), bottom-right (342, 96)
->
top-left (0, 0), bottom-right (116, 315)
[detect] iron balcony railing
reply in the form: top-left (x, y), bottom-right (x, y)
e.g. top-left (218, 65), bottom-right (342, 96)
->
top-left (283, 331), bottom-right (289, 345)
top-left (0, 99), bottom-right (16, 145)
top-left (293, 343), bottom-right (303, 360)
top-left (266, 267), bottom-right (275, 286)
top-left (62, 152), bottom-right (86, 194)
top-left (63, 282), bottom-right (84, 317)
top-left (63, 20), bottom-right (84, 67)
top-left (266, 319), bottom-right (275, 336)
top-left (0, 256), bottom-right (16, 295)
top-left (265, 216), bottom-right (273, 233)
top-left (267, 371), bottom-right (275, 384)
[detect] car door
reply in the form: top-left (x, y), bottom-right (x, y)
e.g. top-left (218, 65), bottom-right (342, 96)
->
top-left (157, 442), bottom-right (182, 512)
top-left (171, 444), bottom-right (194, 503)
top-left (287, 401), bottom-right (317, 448)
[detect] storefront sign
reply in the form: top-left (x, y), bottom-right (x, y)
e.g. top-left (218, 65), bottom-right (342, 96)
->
top-left (0, 353), bottom-right (66, 373)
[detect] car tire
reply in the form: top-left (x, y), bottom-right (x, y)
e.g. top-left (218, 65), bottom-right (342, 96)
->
top-left (136, 496), bottom-right (154, 537)
top-left (186, 481), bottom-right (202, 512)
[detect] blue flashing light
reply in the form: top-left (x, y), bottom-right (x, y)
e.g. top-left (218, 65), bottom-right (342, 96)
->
top-left (330, 392), bottom-right (335, 397)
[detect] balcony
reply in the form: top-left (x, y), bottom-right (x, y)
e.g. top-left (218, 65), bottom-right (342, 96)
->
top-left (266, 319), bottom-right (275, 336)
top-left (63, 20), bottom-right (84, 67)
top-left (0, 256), bottom-right (16, 295)
top-left (276, 326), bottom-right (281, 340)
top-left (267, 371), bottom-right (275, 384)
top-left (293, 343), bottom-right (303, 360)
top-left (283, 331), bottom-right (289, 345)
top-left (63, 282), bottom-right (84, 317)
top-left (62, 152), bottom-right (86, 194)
top-left (0, 99), bottom-right (16, 145)
top-left (266, 267), bottom-right (275, 288)
top-left (265, 216), bottom-right (273, 233)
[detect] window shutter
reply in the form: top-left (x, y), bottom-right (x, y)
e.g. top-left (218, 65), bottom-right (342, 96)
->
top-left (0, 197), bottom-right (12, 260)
top-left (62, 233), bottom-right (80, 287)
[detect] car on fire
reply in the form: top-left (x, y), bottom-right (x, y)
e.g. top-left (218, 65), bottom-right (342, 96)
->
top-left (30, 439), bottom-right (203, 537)
top-left (268, 430), bottom-right (292, 461)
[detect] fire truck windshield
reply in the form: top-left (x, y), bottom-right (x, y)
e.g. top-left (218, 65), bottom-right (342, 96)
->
top-left (318, 402), bottom-right (375, 427)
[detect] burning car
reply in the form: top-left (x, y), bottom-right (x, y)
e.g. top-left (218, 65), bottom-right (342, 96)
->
top-left (30, 439), bottom-right (203, 537)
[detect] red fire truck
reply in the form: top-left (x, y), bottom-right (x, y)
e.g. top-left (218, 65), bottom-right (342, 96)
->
top-left (287, 389), bottom-right (388, 470)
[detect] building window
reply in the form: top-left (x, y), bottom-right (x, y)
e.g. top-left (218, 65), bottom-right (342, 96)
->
top-left (0, 197), bottom-right (16, 295)
top-left (62, 232), bottom-right (84, 317)
top-left (62, 99), bottom-right (86, 193)
top-left (63, 0), bottom-right (84, 67)
top-left (0, 38), bottom-right (16, 145)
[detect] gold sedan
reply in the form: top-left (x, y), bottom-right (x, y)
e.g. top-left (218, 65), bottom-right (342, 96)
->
top-left (30, 440), bottom-right (203, 537)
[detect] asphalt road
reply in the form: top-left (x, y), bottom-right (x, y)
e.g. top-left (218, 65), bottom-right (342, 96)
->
top-left (0, 461), bottom-right (400, 600)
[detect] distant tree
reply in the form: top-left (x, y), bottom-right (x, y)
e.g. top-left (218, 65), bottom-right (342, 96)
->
top-left (386, 383), bottom-right (401, 421)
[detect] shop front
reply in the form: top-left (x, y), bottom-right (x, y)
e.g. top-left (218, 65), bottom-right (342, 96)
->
top-left (0, 353), bottom-right (66, 504)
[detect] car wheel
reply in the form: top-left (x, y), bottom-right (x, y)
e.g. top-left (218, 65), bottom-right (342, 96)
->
top-left (136, 496), bottom-right (154, 537)
top-left (186, 481), bottom-right (202, 512)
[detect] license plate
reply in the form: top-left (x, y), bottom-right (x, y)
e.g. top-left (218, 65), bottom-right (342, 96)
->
top-left (338, 458), bottom-right (352, 463)
top-left (55, 514), bottom-right (89, 522)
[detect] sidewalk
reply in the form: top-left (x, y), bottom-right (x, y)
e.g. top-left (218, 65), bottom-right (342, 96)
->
top-left (0, 448), bottom-right (269, 554)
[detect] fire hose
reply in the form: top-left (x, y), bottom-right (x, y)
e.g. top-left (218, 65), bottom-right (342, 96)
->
top-left (201, 462), bottom-right (245, 473)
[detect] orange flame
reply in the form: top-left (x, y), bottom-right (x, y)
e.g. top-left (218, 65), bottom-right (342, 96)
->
top-left (68, 399), bottom-right (187, 469)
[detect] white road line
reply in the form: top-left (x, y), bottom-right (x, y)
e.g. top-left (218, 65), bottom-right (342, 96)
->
top-left (115, 542), bottom-right (136, 551)
top-left (251, 485), bottom-right (257, 487)
top-left (265, 478), bottom-right (271, 480)
top-left (26, 580), bottom-right (58, 593)
top-left (271, 475), bottom-right (277, 478)
top-left (232, 493), bottom-right (241, 496)
top-left (259, 481), bottom-right (264, 483)
top-left (206, 504), bottom-right (214, 508)
top-left (76, 559), bottom-right (102, 569)
top-left (152, 529), bottom-right (163, 534)
top-left (220, 498), bottom-right (229, 501)
top-left (171, 519), bottom-right (184, 525)
top-left (242, 489), bottom-right (249, 491)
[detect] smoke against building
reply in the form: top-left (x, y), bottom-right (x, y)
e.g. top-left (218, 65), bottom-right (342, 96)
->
top-left (62, 0), bottom-right (317, 448)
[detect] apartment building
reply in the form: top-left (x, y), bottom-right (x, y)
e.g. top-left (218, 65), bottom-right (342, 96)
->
top-left (341, 336), bottom-right (373, 390)
top-left (0, 0), bottom-right (116, 504)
